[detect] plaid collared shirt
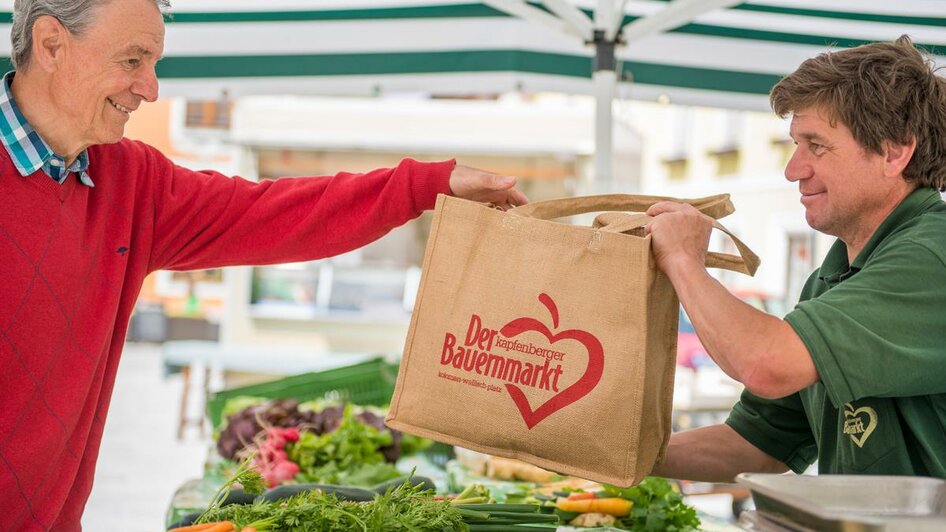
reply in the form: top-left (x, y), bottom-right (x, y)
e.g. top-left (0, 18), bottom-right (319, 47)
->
top-left (0, 71), bottom-right (93, 187)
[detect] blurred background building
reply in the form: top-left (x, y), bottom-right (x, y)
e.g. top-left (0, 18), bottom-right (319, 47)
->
top-left (125, 92), bottom-right (821, 355)
top-left (126, 92), bottom-right (643, 353)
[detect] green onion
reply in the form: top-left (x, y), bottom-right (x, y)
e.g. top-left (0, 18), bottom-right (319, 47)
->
top-left (456, 508), bottom-right (491, 520)
top-left (470, 512), bottom-right (559, 522)
top-left (454, 504), bottom-right (540, 512)
top-left (467, 525), bottom-right (557, 531)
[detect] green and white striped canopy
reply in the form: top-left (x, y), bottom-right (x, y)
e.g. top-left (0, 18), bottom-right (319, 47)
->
top-left (0, 1), bottom-right (942, 110)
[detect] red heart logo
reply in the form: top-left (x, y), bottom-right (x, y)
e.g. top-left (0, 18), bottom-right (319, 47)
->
top-left (500, 294), bottom-right (604, 429)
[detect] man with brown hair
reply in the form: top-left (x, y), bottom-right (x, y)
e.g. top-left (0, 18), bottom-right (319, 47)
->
top-left (646, 35), bottom-right (946, 480)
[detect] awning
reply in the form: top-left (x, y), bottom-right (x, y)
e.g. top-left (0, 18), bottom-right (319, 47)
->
top-left (0, 1), bottom-right (941, 181)
top-left (0, 0), bottom-right (929, 110)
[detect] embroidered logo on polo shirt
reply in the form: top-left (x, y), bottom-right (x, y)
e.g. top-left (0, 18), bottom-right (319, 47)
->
top-left (843, 402), bottom-right (878, 448)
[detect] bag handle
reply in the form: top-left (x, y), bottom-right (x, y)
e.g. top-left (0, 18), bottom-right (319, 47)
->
top-left (508, 193), bottom-right (735, 221)
top-left (507, 193), bottom-right (758, 276)
top-left (594, 212), bottom-right (760, 276)
top-left (591, 212), bottom-right (650, 234)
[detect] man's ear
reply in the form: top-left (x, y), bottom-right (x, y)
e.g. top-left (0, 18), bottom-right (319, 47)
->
top-left (884, 137), bottom-right (917, 178)
top-left (30, 15), bottom-right (68, 73)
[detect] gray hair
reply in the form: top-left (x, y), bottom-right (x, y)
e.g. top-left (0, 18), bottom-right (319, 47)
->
top-left (11, 0), bottom-right (171, 70)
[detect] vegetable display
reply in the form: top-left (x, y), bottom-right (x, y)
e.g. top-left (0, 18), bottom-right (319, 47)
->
top-left (216, 399), bottom-right (416, 465)
top-left (213, 400), bottom-right (430, 489)
top-left (449, 449), bottom-right (701, 530)
top-left (181, 464), bottom-right (557, 532)
top-left (188, 398), bottom-right (701, 531)
top-left (547, 478), bottom-right (699, 530)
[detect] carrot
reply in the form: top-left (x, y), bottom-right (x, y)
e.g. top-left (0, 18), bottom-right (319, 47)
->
top-left (167, 523), bottom-right (225, 532)
top-left (566, 492), bottom-right (598, 501)
top-left (556, 497), bottom-right (633, 516)
top-left (241, 527), bottom-right (257, 532)
top-left (168, 522), bottom-right (234, 532)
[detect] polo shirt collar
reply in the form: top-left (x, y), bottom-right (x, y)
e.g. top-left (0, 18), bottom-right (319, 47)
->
top-left (0, 71), bottom-right (93, 187)
top-left (818, 188), bottom-right (942, 284)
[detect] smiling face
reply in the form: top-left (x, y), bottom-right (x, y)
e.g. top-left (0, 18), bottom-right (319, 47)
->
top-left (51, 0), bottom-right (165, 150)
top-left (785, 106), bottom-right (913, 251)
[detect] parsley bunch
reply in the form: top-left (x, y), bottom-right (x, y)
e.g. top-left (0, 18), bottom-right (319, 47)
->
top-left (605, 477), bottom-right (700, 531)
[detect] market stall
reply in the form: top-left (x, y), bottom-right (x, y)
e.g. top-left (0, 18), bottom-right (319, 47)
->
top-left (167, 354), bottom-right (946, 532)
top-left (164, 359), bottom-right (737, 531)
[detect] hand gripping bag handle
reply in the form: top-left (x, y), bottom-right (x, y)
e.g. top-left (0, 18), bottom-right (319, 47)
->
top-left (507, 193), bottom-right (759, 276)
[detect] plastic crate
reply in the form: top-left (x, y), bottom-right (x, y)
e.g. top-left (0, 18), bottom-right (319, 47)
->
top-left (206, 357), bottom-right (399, 428)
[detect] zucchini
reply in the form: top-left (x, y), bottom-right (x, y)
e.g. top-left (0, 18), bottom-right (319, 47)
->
top-left (370, 475), bottom-right (437, 494)
top-left (554, 508), bottom-right (581, 522)
top-left (221, 487), bottom-right (257, 506)
top-left (257, 483), bottom-right (377, 502)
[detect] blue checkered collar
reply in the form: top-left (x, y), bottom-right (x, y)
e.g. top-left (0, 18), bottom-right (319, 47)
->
top-left (0, 71), bottom-right (93, 187)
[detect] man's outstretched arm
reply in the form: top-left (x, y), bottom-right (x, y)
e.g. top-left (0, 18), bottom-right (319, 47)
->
top-left (651, 424), bottom-right (789, 483)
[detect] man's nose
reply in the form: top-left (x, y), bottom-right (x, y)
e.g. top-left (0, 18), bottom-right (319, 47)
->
top-left (132, 66), bottom-right (160, 103)
top-left (784, 146), bottom-right (811, 182)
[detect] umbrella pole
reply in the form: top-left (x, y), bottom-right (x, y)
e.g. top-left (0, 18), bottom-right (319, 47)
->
top-left (592, 29), bottom-right (617, 193)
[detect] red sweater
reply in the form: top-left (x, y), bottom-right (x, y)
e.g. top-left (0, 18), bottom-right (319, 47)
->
top-left (0, 138), bottom-right (453, 530)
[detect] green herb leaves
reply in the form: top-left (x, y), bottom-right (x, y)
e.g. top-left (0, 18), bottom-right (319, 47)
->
top-left (604, 477), bottom-right (700, 531)
top-left (287, 405), bottom-right (402, 486)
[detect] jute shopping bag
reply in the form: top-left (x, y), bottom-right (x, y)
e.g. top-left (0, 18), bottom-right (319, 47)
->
top-left (386, 193), bottom-right (758, 486)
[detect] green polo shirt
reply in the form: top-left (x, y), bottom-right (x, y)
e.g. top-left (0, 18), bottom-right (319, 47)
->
top-left (726, 188), bottom-right (946, 477)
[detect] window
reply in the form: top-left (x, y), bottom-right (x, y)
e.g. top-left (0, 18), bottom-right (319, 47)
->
top-left (663, 157), bottom-right (689, 181)
top-left (709, 148), bottom-right (740, 177)
top-left (327, 265), bottom-right (410, 313)
top-left (785, 232), bottom-right (816, 307)
top-left (771, 138), bottom-right (794, 167)
top-left (250, 262), bottom-right (318, 308)
top-left (185, 93), bottom-right (232, 130)
top-left (710, 111), bottom-right (743, 152)
top-left (249, 260), bottom-right (420, 320)
top-left (171, 269), bottom-right (223, 284)
top-left (706, 111), bottom-right (743, 177)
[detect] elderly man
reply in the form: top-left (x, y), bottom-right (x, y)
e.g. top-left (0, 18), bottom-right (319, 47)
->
top-left (0, 0), bottom-right (526, 529)
top-left (648, 36), bottom-right (946, 481)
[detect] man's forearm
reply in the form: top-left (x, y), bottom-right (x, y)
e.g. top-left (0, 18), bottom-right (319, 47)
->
top-left (667, 261), bottom-right (817, 398)
top-left (651, 424), bottom-right (789, 483)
